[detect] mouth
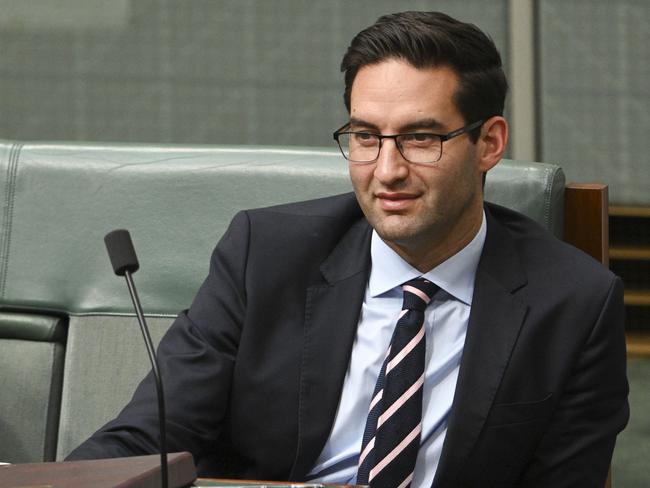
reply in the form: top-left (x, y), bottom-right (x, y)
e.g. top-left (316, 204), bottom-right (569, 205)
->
top-left (375, 192), bottom-right (419, 211)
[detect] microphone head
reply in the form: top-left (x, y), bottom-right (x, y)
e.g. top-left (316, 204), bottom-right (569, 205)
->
top-left (104, 229), bottom-right (140, 276)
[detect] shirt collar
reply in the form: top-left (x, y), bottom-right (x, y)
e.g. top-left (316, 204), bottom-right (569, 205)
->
top-left (368, 211), bottom-right (487, 305)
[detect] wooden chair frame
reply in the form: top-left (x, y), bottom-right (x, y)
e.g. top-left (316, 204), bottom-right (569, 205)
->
top-left (563, 183), bottom-right (612, 488)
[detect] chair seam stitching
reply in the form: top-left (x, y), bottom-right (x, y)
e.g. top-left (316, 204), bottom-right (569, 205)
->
top-left (543, 167), bottom-right (555, 231)
top-left (1, 143), bottom-right (22, 299)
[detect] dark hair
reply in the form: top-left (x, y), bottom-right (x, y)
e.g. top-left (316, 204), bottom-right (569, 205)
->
top-left (341, 11), bottom-right (508, 142)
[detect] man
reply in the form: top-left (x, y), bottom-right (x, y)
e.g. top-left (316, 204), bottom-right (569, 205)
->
top-left (67, 11), bottom-right (628, 487)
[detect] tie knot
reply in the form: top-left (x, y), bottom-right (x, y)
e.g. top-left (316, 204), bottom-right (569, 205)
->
top-left (402, 277), bottom-right (438, 312)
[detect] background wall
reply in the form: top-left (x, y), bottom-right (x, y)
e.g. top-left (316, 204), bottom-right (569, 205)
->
top-left (0, 0), bottom-right (507, 146)
top-left (0, 0), bottom-right (648, 485)
top-left (539, 0), bottom-right (650, 205)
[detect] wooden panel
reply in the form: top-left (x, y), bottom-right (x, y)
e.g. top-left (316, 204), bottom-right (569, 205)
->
top-left (610, 206), bottom-right (650, 218)
top-left (609, 246), bottom-right (650, 260)
top-left (606, 468), bottom-right (612, 488)
top-left (0, 452), bottom-right (196, 488)
top-left (564, 183), bottom-right (609, 266)
top-left (624, 291), bottom-right (650, 307)
top-left (626, 333), bottom-right (650, 357)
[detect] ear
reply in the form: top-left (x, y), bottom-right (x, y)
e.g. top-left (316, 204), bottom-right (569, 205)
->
top-left (477, 116), bottom-right (508, 172)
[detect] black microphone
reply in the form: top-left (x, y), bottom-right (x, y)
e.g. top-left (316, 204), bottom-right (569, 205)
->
top-left (104, 229), bottom-right (169, 488)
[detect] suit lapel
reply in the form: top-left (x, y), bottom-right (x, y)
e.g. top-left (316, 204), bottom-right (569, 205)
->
top-left (289, 218), bottom-right (372, 480)
top-left (433, 207), bottom-right (529, 487)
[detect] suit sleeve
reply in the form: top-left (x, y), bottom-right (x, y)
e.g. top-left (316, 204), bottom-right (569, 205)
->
top-left (65, 211), bottom-right (252, 473)
top-left (520, 276), bottom-right (629, 487)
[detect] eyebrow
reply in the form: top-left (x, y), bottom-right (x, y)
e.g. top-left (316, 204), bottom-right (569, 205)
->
top-left (348, 117), bottom-right (445, 133)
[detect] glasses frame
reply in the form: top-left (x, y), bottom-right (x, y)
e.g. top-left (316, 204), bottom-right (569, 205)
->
top-left (333, 119), bottom-right (485, 164)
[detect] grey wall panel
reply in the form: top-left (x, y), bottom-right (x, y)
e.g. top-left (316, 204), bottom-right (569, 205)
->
top-left (539, 1), bottom-right (650, 205)
top-left (0, 0), bottom-right (508, 147)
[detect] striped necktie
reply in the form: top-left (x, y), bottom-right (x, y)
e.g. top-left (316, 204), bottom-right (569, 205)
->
top-left (357, 277), bottom-right (438, 488)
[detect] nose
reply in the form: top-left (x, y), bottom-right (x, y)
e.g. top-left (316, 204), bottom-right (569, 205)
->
top-left (374, 138), bottom-right (409, 185)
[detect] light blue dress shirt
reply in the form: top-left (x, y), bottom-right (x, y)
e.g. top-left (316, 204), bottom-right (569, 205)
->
top-left (307, 213), bottom-right (487, 487)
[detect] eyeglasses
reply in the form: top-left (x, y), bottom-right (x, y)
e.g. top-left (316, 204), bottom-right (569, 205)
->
top-left (333, 119), bottom-right (484, 164)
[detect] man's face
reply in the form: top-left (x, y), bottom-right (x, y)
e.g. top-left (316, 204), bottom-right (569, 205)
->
top-left (348, 59), bottom-right (486, 268)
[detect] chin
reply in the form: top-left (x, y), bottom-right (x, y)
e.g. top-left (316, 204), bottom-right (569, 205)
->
top-left (374, 222), bottom-right (423, 245)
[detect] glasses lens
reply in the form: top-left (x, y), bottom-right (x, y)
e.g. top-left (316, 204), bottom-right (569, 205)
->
top-left (397, 134), bottom-right (442, 164)
top-left (338, 133), bottom-right (379, 162)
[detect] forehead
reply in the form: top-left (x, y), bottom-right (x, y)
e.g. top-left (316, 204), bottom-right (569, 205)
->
top-left (349, 59), bottom-right (462, 130)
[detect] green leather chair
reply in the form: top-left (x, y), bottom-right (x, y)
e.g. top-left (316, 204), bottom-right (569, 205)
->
top-left (0, 312), bottom-right (65, 463)
top-left (0, 140), bottom-right (567, 462)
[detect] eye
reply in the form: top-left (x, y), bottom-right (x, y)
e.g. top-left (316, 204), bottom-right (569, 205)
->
top-left (400, 133), bottom-right (437, 146)
top-left (351, 132), bottom-right (378, 146)
top-left (413, 133), bottom-right (434, 142)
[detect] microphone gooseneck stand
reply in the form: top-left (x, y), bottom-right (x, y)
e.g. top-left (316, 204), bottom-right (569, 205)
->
top-left (104, 229), bottom-right (169, 488)
top-left (124, 269), bottom-right (168, 488)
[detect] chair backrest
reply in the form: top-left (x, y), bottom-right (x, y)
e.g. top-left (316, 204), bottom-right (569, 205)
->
top-left (0, 140), bottom-right (569, 461)
top-left (0, 312), bottom-right (65, 463)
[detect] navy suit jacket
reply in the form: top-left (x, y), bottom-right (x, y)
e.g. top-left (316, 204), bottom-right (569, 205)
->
top-left (68, 193), bottom-right (629, 487)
